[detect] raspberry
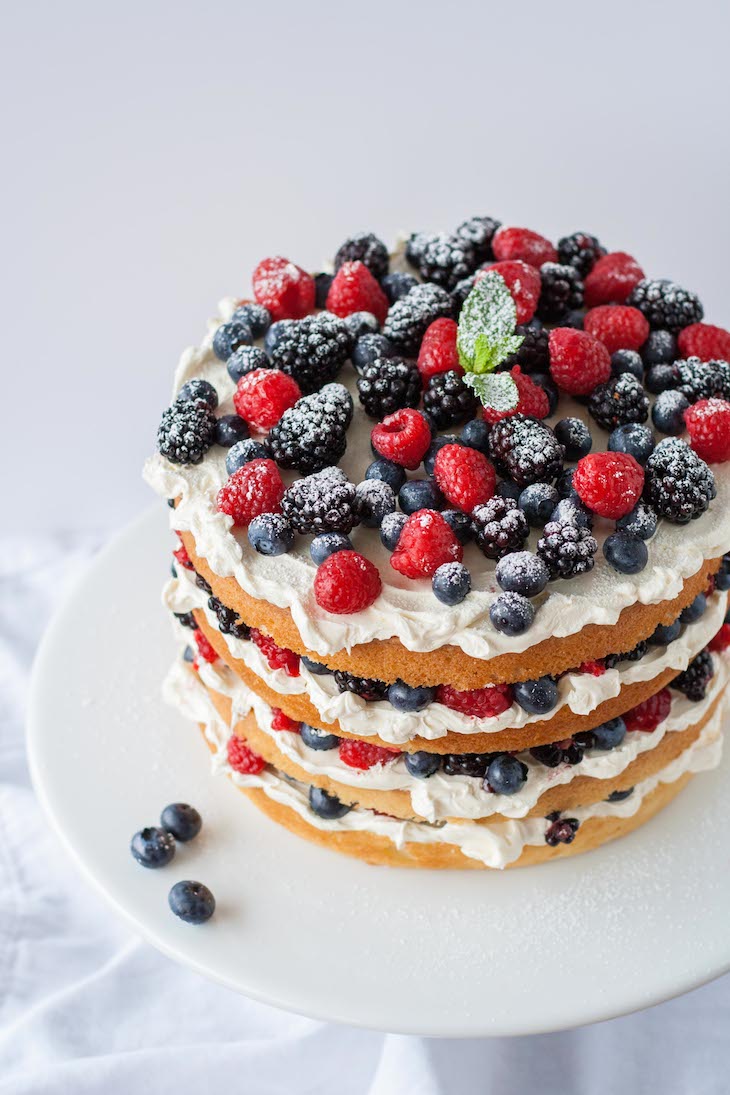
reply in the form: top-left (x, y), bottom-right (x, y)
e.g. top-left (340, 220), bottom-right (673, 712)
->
top-left (492, 226), bottom-right (557, 268)
top-left (677, 322), bottom-right (730, 362)
top-left (487, 260), bottom-right (541, 324)
top-left (233, 369), bottom-right (301, 430)
top-left (173, 543), bottom-right (194, 570)
top-left (390, 510), bottom-right (463, 579)
top-left (193, 629), bottom-right (218, 663)
top-left (548, 328), bottom-right (611, 396)
top-left (684, 399), bottom-right (730, 463)
top-left (623, 688), bottom-right (672, 733)
top-left (579, 660), bottom-right (605, 676)
top-left (482, 366), bottom-right (550, 425)
top-left (313, 550), bottom-right (382, 614)
top-left (227, 735), bottom-right (266, 775)
top-left (326, 260), bottom-right (389, 325)
top-left (573, 452), bottom-right (644, 519)
top-left (417, 318), bottom-right (461, 383)
top-left (583, 252), bottom-right (644, 308)
top-left (216, 459), bottom-right (285, 525)
top-left (252, 256), bottom-right (315, 321)
top-left (371, 408), bottom-right (431, 470)
top-left (436, 682), bottom-right (513, 718)
top-left (270, 709), bottom-right (302, 733)
top-left (338, 739), bottom-right (400, 769)
top-left (583, 305), bottom-right (650, 354)
top-left (433, 444), bottom-right (497, 511)
top-left (250, 627), bottom-right (300, 676)
top-left (709, 624), bottom-right (730, 652)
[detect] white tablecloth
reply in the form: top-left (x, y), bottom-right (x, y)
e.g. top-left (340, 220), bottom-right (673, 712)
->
top-left (2, 534), bottom-right (730, 1095)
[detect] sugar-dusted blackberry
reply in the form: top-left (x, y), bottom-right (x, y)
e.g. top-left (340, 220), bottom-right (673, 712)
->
top-left (644, 438), bottom-right (716, 524)
top-left (588, 373), bottom-right (650, 430)
top-left (500, 319), bottom-right (550, 374)
top-left (334, 232), bottom-right (389, 281)
top-left (383, 283), bottom-right (454, 355)
top-left (675, 357), bottom-right (730, 403)
top-left (357, 356), bottom-right (421, 419)
top-left (405, 232), bottom-right (479, 291)
top-left (268, 313), bottom-right (352, 394)
top-left (281, 467), bottom-right (360, 535)
top-left (672, 649), bottom-right (714, 701)
top-left (442, 753), bottom-right (495, 778)
top-left (627, 278), bottom-right (703, 331)
top-left (268, 383), bottom-right (353, 474)
top-left (537, 263), bottom-right (584, 323)
top-left (454, 215), bottom-right (501, 263)
top-left (157, 399), bottom-right (216, 465)
top-left (334, 670), bottom-right (388, 702)
top-left (488, 414), bottom-right (564, 488)
top-left (472, 497), bottom-right (529, 560)
top-left (451, 274), bottom-right (476, 314)
top-left (423, 370), bottom-right (479, 429)
top-left (537, 519), bottom-right (598, 579)
top-left (557, 232), bottom-right (605, 277)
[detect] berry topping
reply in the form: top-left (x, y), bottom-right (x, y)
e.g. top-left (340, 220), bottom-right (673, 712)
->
top-left (672, 649), bottom-right (714, 701)
top-left (334, 232), bottom-right (389, 280)
top-left (643, 438), bottom-right (716, 523)
top-left (489, 592), bottom-right (535, 635)
top-left (178, 378), bottom-right (218, 409)
top-left (651, 390), bottom-right (690, 435)
top-left (383, 283), bottom-right (454, 355)
top-left (215, 415), bottom-right (249, 448)
top-left (486, 754), bottom-right (528, 795)
top-left (406, 230), bottom-right (480, 290)
top-left (513, 676), bottom-right (559, 714)
top-left (334, 670), bottom-right (388, 701)
top-left (495, 551), bottom-right (550, 597)
top-left (488, 414), bottom-right (564, 487)
top-left (709, 624), bottom-right (730, 653)
top-left (537, 263), bottom-right (584, 323)
top-left (612, 348), bottom-right (644, 378)
top-left (216, 458), bottom-right (285, 525)
top-left (213, 319), bottom-right (252, 361)
top-left (677, 322), bottom-right (730, 362)
top-left (371, 407), bottom-right (432, 469)
top-left (157, 399), bottom-right (216, 465)
top-left (433, 444), bottom-right (496, 511)
top-left (684, 398), bottom-right (730, 462)
top-left (282, 467), bottom-right (359, 534)
top-left (537, 520), bottom-right (598, 580)
top-left (583, 252), bottom-right (644, 308)
top-left (548, 328), bottom-right (611, 396)
top-left (676, 357), bottom-right (730, 403)
top-left (545, 816), bottom-right (580, 846)
top-left (226, 438), bottom-right (270, 474)
top-left (416, 318), bottom-right (461, 383)
top-left (404, 751), bottom-right (442, 778)
top-left (488, 260), bottom-right (542, 324)
top-left (382, 271), bottom-right (419, 303)
top-left (432, 561), bottom-right (472, 604)
top-left (227, 734), bottom-right (266, 774)
top-left (233, 368), bottom-right (301, 430)
top-left (232, 301), bottom-right (271, 337)
top-left (268, 383), bottom-right (353, 474)
top-left (627, 278), bottom-right (703, 331)
top-left (573, 452), bottom-right (644, 519)
top-left (270, 709), bottom-right (302, 733)
top-left (313, 550), bottom-right (382, 614)
top-left (422, 370), bottom-right (479, 429)
top-left (268, 313), bottom-right (352, 394)
top-left (390, 510), bottom-right (463, 579)
top-left (227, 345), bottom-right (270, 383)
top-left (399, 479), bottom-right (445, 514)
top-left (252, 256), bottom-right (315, 321)
top-left (310, 532), bottom-right (352, 564)
top-left (168, 880), bottom-right (216, 925)
top-left (502, 319), bottom-right (550, 373)
top-left (472, 496), bottom-right (529, 560)
top-left (608, 423), bottom-right (655, 465)
top-left (193, 629), bottom-right (218, 664)
top-left (617, 501), bottom-right (658, 540)
top-left (356, 479), bottom-right (396, 528)
top-left (357, 356), bottom-right (421, 418)
top-left (250, 627), bottom-right (300, 675)
top-left (455, 215), bottom-right (501, 262)
top-left (338, 739), bottom-right (400, 769)
top-left (603, 531), bottom-right (648, 574)
top-left (353, 333), bottom-right (395, 372)
top-left (300, 724), bottom-right (340, 750)
top-left (130, 827), bottom-right (176, 869)
top-left (492, 226), bottom-right (557, 268)
top-left (326, 260), bottom-right (389, 325)
top-left (518, 482), bottom-right (560, 527)
top-left (554, 417), bottom-right (592, 461)
top-left (623, 688), bottom-right (672, 733)
top-left (583, 305), bottom-right (650, 354)
top-left (248, 513), bottom-right (294, 556)
top-left (557, 232), bottom-right (605, 277)
top-left (482, 366), bottom-right (550, 425)
top-left (309, 786), bottom-right (352, 819)
top-left (588, 373), bottom-right (650, 431)
top-left (436, 682), bottom-right (513, 718)
top-left (160, 803), bottom-right (202, 843)
top-left (387, 680), bottom-right (437, 711)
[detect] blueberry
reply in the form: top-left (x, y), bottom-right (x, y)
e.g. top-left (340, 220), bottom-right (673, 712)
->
top-left (387, 680), bottom-right (437, 711)
top-left (380, 512), bottom-right (407, 551)
top-left (130, 827), bottom-right (176, 868)
top-left (648, 618), bottom-right (682, 645)
top-left (178, 378), bottom-right (219, 409)
top-left (356, 480), bottom-right (395, 528)
top-left (168, 880), bottom-right (215, 924)
top-left (225, 438), bottom-right (270, 474)
top-left (309, 786), bottom-right (352, 819)
top-left (489, 592), bottom-right (535, 635)
top-left (603, 531), bottom-right (648, 574)
top-left (680, 593), bottom-right (707, 624)
top-left (616, 502), bottom-right (658, 540)
top-left (592, 718), bottom-right (627, 750)
top-left (314, 272), bottom-right (333, 309)
top-left (513, 676), bottom-right (559, 714)
top-left (530, 373), bottom-right (559, 416)
top-left (301, 724), bottom-right (340, 750)
top-left (608, 423), bottom-right (655, 465)
top-left (310, 532), bottom-right (352, 565)
top-left (551, 498), bottom-right (593, 529)
top-left (717, 558), bottom-right (730, 591)
top-left (381, 271), bottom-right (418, 303)
top-left (345, 311), bottom-right (380, 339)
top-left (398, 480), bottom-right (444, 514)
top-left (442, 509), bottom-right (474, 544)
top-left (404, 751), bottom-right (441, 778)
top-left (461, 418), bottom-right (491, 455)
top-left (424, 435), bottom-right (464, 475)
top-left (606, 787), bottom-right (634, 802)
top-left (213, 320), bottom-right (252, 360)
top-left (365, 458), bottom-right (406, 493)
top-left (486, 754), bottom-right (527, 795)
top-left (301, 655), bottom-right (332, 675)
top-left (352, 333), bottom-right (394, 373)
top-left (215, 414), bottom-right (249, 447)
top-left (182, 644), bottom-right (194, 662)
top-left (495, 479), bottom-right (522, 501)
top-left (264, 320), bottom-right (289, 356)
top-left (227, 345), bottom-right (270, 382)
top-left (160, 803), bottom-right (202, 842)
top-left (556, 468), bottom-right (576, 498)
top-left (232, 302), bottom-right (271, 338)
top-left (432, 562), bottom-right (471, 605)
top-left (519, 483), bottom-right (559, 528)
top-left (652, 390), bottom-right (690, 436)
top-left (645, 363), bottom-right (680, 394)
top-left (641, 329), bottom-right (677, 366)
top-left (555, 417), bottom-right (592, 460)
top-left (610, 349), bottom-right (644, 379)
top-left (495, 551), bottom-right (550, 597)
top-left (562, 309), bottom-right (585, 330)
top-left (248, 513), bottom-right (294, 556)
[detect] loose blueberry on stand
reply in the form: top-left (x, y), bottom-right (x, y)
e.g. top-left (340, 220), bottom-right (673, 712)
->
top-left (130, 827), bottom-right (176, 868)
top-left (513, 676), bottom-right (559, 714)
top-left (161, 803), bottom-right (202, 842)
top-left (608, 424), bottom-right (655, 464)
top-left (603, 531), bottom-right (648, 574)
top-left (248, 513), bottom-right (294, 556)
top-left (404, 751), bottom-right (442, 778)
top-left (652, 390), bottom-right (690, 435)
top-left (486, 754), bottom-right (527, 795)
top-left (399, 480), bottom-right (445, 514)
top-left (215, 414), bottom-right (249, 447)
top-left (388, 680), bottom-right (437, 711)
top-left (301, 724), bottom-right (340, 750)
top-left (432, 561), bottom-right (471, 605)
top-left (309, 786), bottom-right (352, 819)
top-left (310, 532), bottom-right (352, 565)
top-left (489, 592), bottom-right (535, 636)
top-left (365, 458), bottom-right (406, 493)
top-left (168, 880), bottom-right (216, 924)
top-left (592, 718), bottom-right (627, 750)
top-left (226, 438), bottom-right (270, 475)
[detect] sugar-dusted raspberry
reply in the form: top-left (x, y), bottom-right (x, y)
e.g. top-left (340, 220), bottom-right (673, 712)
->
top-left (433, 444), bottom-right (496, 511)
top-left (487, 260), bottom-right (542, 324)
top-left (417, 318), bottom-right (461, 383)
top-left (482, 366), bottom-right (550, 425)
top-left (313, 550), bottom-right (382, 614)
top-left (573, 452), bottom-right (644, 519)
top-left (270, 708), bottom-right (302, 732)
top-left (252, 256), bottom-right (315, 321)
top-left (390, 510), bottom-right (463, 579)
top-left (227, 734), bottom-right (266, 774)
top-left (216, 459), bottom-right (285, 525)
top-left (548, 328), bottom-right (611, 395)
top-left (338, 739), bottom-right (400, 769)
top-left (371, 408), bottom-right (431, 470)
top-left (684, 398), bottom-right (730, 463)
top-left (436, 682), bottom-right (513, 718)
top-left (583, 252), bottom-right (645, 308)
top-left (326, 260), bottom-right (389, 325)
top-left (709, 624), bottom-right (730, 652)
top-left (193, 628), bottom-right (218, 664)
top-left (677, 322), bottom-right (730, 363)
top-left (623, 688), bottom-right (672, 733)
top-left (492, 226), bottom-right (557, 269)
top-left (233, 369), bottom-right (301, 430)
top-left (583, 305), bottom-right (650, 354)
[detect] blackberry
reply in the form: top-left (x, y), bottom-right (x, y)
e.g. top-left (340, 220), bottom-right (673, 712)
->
top-left (357, 356), bottom-right (421, 419)
top-left (268, 383), bottom-right (353, 474)
top-left (471, 497), bottom-right (529, 560)
top-left (334, 670), bottom-right (388, 702)
top-left (545, 815), bottom-right (580, 846)
top-left (536, 263), bottom-right (584, 323)
top-left (281, 467), bottom-right (360, 535)
top-left (268, 313), bottom-right (352, 394)
top-left (556, 232), bottom-right (605, 277)
top-left (334, 232), bottom-right (389, 281)
top-left (451, 274), bottom-right (476, 313)
top-left (405, 231), bottom-right (479, 290)
top-left (383, 283), bottom-right (454, 355)
top-left (157, 399), bottom-right (216, 465)
top-left (173, 611), bottom-right (197, 630)
top-left (502, 320), bottom-right (550, 373)
top-left (195, 571), bottom-right (213, 595)
top-left (644, 438), bottom-right (716, 524)
top-left (442, 753), bottom-right (495, 778)
top-left (675, 357), bottom-right (730, 403)
top-left (207, 595), bottom-right (250, 640)
top-left (537, 520), bottom-right (598, 580)
top-left (588, 373), bottom-right (649, 430)
top-left (672, 649), bottom-right (714, 701)
top-left (604, 640), bottom-right (648, 668)
top-left (488, 415), bottom-right (564, 488)
top-left (423, 370), bottom-right (478, 429)
top-left (454, 215), bottom-right (501, 263)
top-left (530, 742), bottom-right (564, 768)
top-left (627, 278), bottom-right (703, 331)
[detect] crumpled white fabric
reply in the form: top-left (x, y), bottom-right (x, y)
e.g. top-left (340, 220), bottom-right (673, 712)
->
top-left (2, 534), bottom-right (730, 1095)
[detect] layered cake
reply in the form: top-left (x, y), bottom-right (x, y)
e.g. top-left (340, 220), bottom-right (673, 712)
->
top-left (144, 219), bottom-right (730, 869)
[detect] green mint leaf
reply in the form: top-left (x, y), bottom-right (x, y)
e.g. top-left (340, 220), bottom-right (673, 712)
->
top-left (457, 271), bottom-right (524, 376)
top-left (463, 372), bottom-right (519, 413)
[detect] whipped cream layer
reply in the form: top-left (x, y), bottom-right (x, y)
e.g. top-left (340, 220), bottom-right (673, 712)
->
top-left (166, 568), bottom-right (728, 744)
top-left (164, 660), bottom-right (724, 869)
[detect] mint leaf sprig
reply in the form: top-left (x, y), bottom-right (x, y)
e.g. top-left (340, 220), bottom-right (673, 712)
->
top-left (456, 271), bottom-right (524, 412)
